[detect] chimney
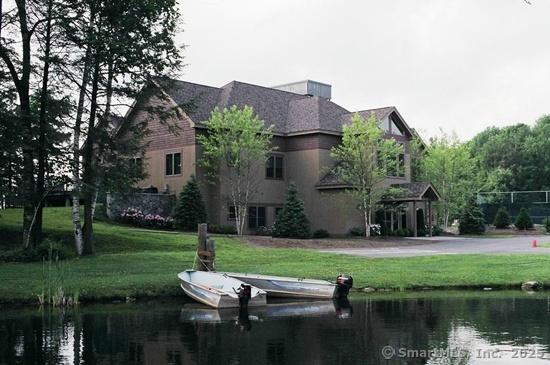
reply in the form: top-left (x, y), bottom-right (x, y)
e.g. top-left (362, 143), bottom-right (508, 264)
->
top-left (272, 80), bottom-right (331, 100)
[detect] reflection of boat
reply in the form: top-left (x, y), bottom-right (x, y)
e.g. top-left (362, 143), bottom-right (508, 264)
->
top-left (221, 272), bottom-right (350, 299)
top-left (180, 300), bottom-right (347, 323)
top-left (177, 270), bottom-right (266, 308)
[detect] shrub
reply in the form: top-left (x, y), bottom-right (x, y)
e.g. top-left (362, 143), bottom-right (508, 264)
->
top-left (208, 224), bottom-right (237, 235)
top-left (0, 239), bottom-right (74, 263)
top-left (118, 208), bottom-right (174, 230)
top-left (119, 207), bottom-right (144, 225)
top-left (370, 224), bottom-right (381, 236)
top-left (255, 226), bottom-right (272, 236)
top-left (141, 214), bottom-right (174, 230)
top-left (431, 226), bottom-right (443, 236)
top-left (272, 183), bottom-right (311, 239)
top-left (458, 196), bottom-right (485, 235)
top-left (493, 207), bottom-right (511, 229)
top-left (543, 218), bottom-right (550, 234)
top-left (174, 174), bottom-right (208, 231)
top-left (349, 225), bottom-right (381, 237)
top-left (349, 227), bottom-right (365, 236)
top-left (515, 208), bottom-right (533, 230)
top-left (312, 229), bottom-right (330, 238)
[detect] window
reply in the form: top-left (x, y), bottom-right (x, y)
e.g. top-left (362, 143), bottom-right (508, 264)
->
top-left (398, 153), bottom-right (405, 177)
top-left (228, 206), bottom-right (236, 220)
top-left (390, 116), bottom-right (404, 136)
top-left (165, 152), bottom-right (181, 176)
top-left (248, 206), bottom-right (266, 229)
top-left (266, 155), bottom-right (284, 179)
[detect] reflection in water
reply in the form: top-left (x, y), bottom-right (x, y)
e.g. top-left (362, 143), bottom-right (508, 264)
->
top-left (1, 293), bottom-right (550, 364)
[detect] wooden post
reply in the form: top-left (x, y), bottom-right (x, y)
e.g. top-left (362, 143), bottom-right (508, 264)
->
top-left (412, 201), bottom-right (417, 237)
top-left (194, 223), bottom-right (215, 271)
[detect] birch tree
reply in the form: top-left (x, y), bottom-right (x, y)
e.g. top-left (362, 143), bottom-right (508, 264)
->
top-left (197, 106), bottom-right (273, 235)
top-left (330, 113), bottom-right (403, 237)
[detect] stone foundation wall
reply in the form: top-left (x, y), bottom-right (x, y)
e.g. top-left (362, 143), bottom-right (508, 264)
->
top-left (106, 193), bottom-right (176, 219)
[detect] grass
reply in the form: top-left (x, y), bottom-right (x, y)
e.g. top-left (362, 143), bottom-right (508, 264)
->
top-left (1, 207), bottom-right (550, 304)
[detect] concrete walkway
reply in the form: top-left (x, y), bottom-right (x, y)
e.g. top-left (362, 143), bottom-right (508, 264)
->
top-left (320, 235), bottom-right (550, 258)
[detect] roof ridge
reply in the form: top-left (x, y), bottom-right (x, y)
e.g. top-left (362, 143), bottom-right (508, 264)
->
top-left (225, 80), bottom-right (311, 99)
top-left (158, 77), bottom-right (221, 91)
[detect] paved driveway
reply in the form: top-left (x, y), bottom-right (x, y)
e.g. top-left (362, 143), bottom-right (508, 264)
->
top-left (320, 235), bottom-right (550, 258)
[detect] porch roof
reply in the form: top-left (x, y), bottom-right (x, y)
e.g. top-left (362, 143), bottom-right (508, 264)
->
top-left (382, 182), bottom-right (441, 202)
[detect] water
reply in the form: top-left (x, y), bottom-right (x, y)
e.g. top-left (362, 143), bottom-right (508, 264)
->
top-left (1, 292), bottom-right (550, 364)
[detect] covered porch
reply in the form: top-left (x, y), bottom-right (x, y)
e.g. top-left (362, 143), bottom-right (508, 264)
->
top-left (380, 182), bottom-right (441, 237)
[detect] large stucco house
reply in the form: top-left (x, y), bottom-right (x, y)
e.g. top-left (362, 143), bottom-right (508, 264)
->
top-left (125, 78), bottom-right (439, 236)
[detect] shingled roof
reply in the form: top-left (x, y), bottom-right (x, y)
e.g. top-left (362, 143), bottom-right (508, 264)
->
top-left (155, 78), bottom-right (412, 136)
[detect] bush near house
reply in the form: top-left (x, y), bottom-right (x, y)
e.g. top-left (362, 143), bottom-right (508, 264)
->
top-left (515, 208), bottom-right (533, 230)
top-left (272, 183), bottom-right (311, 239)
top-left (118, 208), bottom-right (174, 230)
top-left (493, 207), bottom-right (512, 229)
top-left (348, 225), bottom-right (382, 237)
top-left (174, 174), bottom-right (208, 231)
top-left (543, 218), bottom-right (550, 234)
top-left (312, 229), bottom-right (330, 238)
top-left (458, 196), bottom-right (486, 235)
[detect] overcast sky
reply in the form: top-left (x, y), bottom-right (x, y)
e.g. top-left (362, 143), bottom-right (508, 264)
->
top-left (177, 0), bottom-right (550, 140)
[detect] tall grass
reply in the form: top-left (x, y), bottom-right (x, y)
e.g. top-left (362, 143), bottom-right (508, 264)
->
top-left (38, 241), bottom-right (79, 307)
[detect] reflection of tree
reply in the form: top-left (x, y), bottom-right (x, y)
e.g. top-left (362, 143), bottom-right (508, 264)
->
top-left (1, 295), bottom-right (550, 364)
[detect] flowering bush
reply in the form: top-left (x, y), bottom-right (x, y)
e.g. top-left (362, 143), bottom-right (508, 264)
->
top-left (142, 214), bottom-right (174, 229)
top-left (118, 208), bottom-right (174, 230)
top-left (370, 224), bottom-right (381, 236)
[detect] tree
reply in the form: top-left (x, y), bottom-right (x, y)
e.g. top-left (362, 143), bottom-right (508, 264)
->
top-left (174, 175), bottom-right (208, 231)
top-left (493, 207), bottom-right (511, 229)
top-left (418, 134), bottom-right (479, 228)
top-left (330, 113), bottom-right (403, 237)
top-left (515, 208), bottom-right (533, 230)
top-left (197, 106), bottom-right (273, 235)
top-left (458, 196), bottom-right (485, 235)
top-left (61, 0), bottom-right (183, 255)
top-left (272, 183), bottom-right (311, 239)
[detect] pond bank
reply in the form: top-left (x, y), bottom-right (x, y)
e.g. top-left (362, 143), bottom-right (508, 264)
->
top-left (1, 208), bottom-right (550, 306)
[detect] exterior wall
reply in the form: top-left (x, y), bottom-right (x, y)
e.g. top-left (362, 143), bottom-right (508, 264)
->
top-left (132, 94), bottom-right (417, 234)
top-left (130, 89), bottom-right (197, 196)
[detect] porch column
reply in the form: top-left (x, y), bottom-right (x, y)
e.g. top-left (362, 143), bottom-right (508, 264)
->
top-left (412, 200), bottom-right (417, 237)
top-left (390, 206), bottom-right (394, 233)
top-left (428, 200), bottom-right (432, 237)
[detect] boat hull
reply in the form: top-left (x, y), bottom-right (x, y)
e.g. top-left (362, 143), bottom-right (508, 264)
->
top-left (222, 272), bottom-right (338, 299)
top-left (178, 271), bottom-right (267, 309)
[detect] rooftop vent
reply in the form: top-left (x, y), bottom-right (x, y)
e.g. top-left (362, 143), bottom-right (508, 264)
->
top-left (272, 80), bottom-right (331, 100)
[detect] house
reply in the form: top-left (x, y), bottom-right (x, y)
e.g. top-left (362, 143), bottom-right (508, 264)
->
top-left (125, 78), bottom-right (440, 236)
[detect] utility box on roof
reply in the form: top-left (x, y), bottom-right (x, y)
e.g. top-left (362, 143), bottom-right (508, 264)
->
top-left (272, 80), bottom-right (332, 100)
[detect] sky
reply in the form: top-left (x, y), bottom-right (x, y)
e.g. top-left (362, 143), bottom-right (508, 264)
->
top-left (176, 0), bottom-right (550, 140)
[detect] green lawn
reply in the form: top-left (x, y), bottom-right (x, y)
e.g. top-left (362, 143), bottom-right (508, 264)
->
top-left (1, 207), bottom-right (550, 304)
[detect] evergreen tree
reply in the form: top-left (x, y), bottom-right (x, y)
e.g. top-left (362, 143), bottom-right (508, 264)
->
top-left (515, 207), bottom-right (533, 230)
top-left (174, 175), bottom-right (208, 231)
top-left (272, 183), bottom-right (311, 239)
top-left (493, 207), bottom-right (511, 229)
top-left (458, 196), bottom-right (486, 234)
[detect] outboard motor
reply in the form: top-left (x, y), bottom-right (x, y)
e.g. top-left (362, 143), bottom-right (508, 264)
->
top-left (237, 284), bottom-right (252, 309)
top-left (336, 275), bottom-right (353, 298)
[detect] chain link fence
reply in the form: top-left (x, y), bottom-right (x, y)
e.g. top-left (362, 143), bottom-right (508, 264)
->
top-left (478, 191), bottom-right (550, 224)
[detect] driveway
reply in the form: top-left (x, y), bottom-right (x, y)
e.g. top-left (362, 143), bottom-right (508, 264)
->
top-left (319, 235), bottom-right (550, 258)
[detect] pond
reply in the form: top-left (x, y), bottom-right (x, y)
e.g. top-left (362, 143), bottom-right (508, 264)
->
top-left (1, 291), bottom-right (550, 364)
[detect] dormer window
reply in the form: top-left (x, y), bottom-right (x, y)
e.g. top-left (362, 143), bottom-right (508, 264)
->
top-left (390, 115), bottom-right (404, 136)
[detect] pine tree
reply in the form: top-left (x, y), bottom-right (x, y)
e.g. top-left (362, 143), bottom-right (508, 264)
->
top-left (174, 175), bottom-right (208, 231)
top-left (515, 207), bottom-right (533, 230)
top-left (493, 207), bottom-right (511, 229)
top-left (272, 183), bottom-right (311, 238)
top-left (458, 196), bottom-right (486, 234)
